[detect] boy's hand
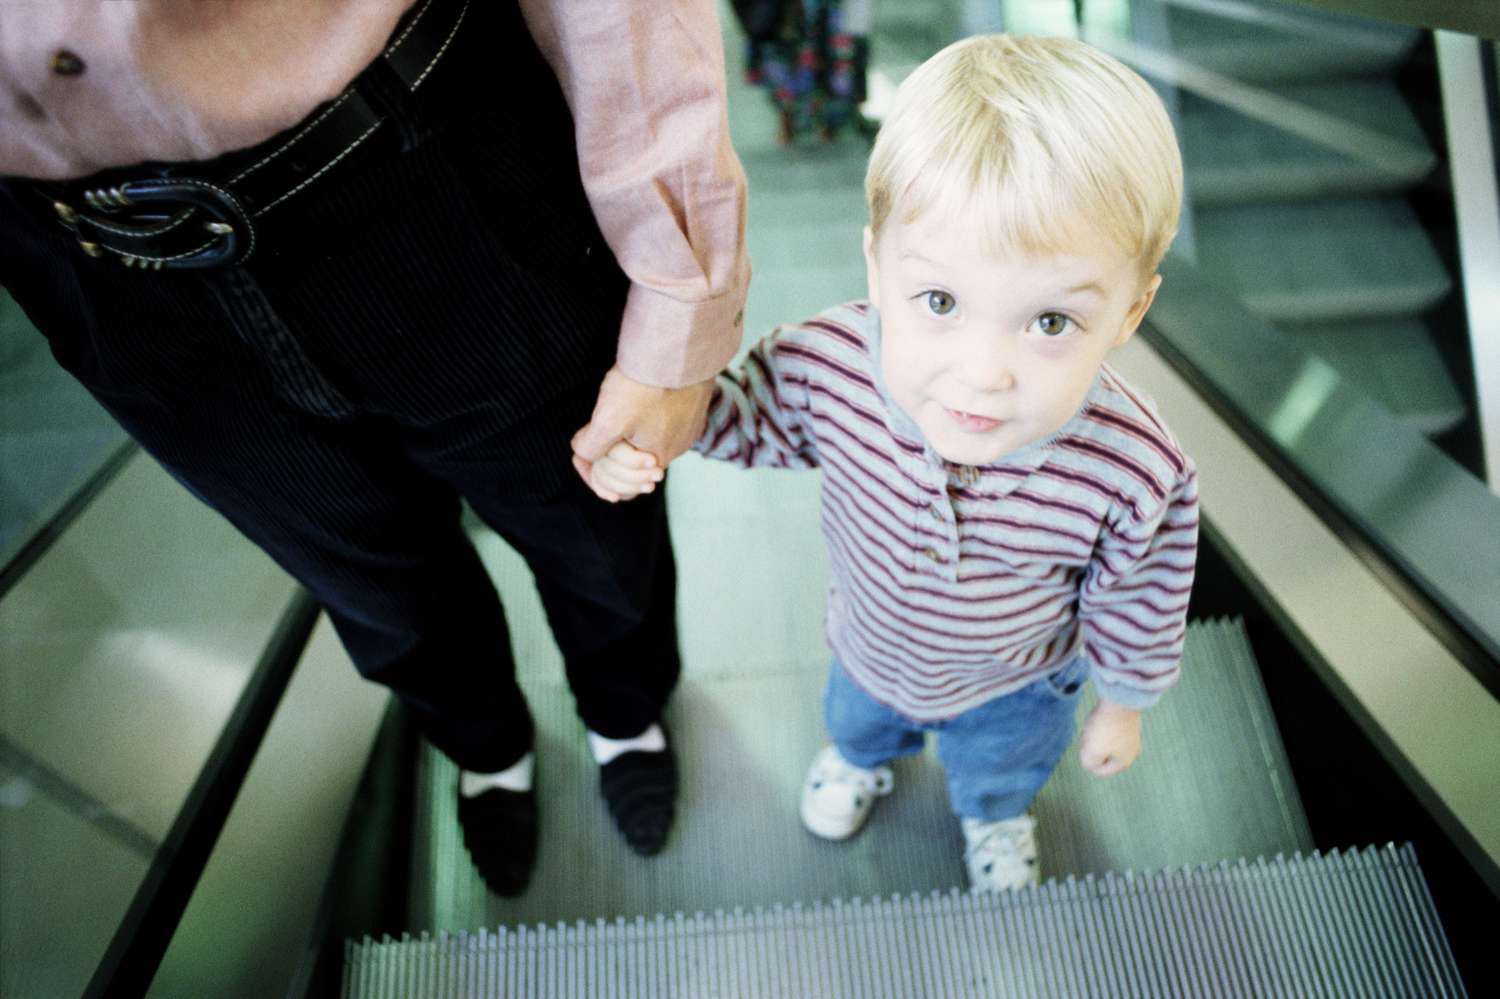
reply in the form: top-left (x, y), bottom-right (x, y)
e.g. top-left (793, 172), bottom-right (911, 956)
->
top-left (573, 441), bottom-right (663, 503)
top-left (1078, 701), bottom-right (1142, 777)
top-left (571, 365), bottom-right (714, 484)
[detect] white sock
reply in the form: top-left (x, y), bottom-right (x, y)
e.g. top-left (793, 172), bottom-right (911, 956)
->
top-left (587, 723), bottom-right (665, 766)
top-left (459, 752), bottom-right (534, 797)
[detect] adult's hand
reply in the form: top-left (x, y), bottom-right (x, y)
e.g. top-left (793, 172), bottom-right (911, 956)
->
top-left (571, 365), bottom-right (714, 498)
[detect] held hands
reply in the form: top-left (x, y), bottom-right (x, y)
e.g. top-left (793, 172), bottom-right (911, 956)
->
top-left (571, 365), bottom-right (713, 502)
top-left (1078, 700), bottom-right (1143, 777)
top-left (579, 441), bottom-right (664, 503)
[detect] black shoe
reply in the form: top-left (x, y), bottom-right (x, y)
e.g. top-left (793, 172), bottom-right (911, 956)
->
top-left (599, 729), bottom-right (678, 856)
top-left (456, 785), bottom-right (538, 897)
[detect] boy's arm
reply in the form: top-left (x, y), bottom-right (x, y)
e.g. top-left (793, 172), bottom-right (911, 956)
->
top-left (693, 329), bottom-right (822, 470)
top-left (1078, 465), bottom-right (1201, 709)
top-left (580, 326), bottom-right (821, 501)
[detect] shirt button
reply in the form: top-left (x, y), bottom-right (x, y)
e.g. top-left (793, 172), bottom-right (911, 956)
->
top-left (51, 50), bottom-right (87, 76)
top-left (922, 547), bottom-right (942, 562)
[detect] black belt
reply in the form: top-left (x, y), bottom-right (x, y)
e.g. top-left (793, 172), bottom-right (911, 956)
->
top-left (43, 0), bottom-right (470, 270)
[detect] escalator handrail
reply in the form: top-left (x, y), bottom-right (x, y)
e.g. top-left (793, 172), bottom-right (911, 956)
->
top-left (1283, 0), bottom-right (1499, 39)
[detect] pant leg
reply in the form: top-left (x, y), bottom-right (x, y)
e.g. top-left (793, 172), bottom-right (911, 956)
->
top-left (935, 655), bottom-right (1091, 820)
top-left (823, 660), bottom-right (926, 769)
top-left (489, 480), bottom-right (679, 740)
top-left (0, 180), bottom-right (549, 774)
top-left (237, 0), bottom-right (677, 738)
top-left (0, 0), bottom-right (640, 770)
top-left (407, 379), bottom-right (680, 740)
top-left (2, 275), bottom-right (530, 776)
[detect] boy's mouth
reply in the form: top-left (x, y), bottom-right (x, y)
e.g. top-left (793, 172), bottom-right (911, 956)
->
top-left (944, 407), bottom-right (1004, 433)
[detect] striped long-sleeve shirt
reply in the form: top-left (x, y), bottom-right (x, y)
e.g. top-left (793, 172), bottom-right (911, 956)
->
top-left (693, 301), bottom-right (1199, 721)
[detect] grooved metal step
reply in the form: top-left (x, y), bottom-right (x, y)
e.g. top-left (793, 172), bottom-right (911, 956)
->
top-left (1193, 199), bottom-right (1452, 323)
top-left (407, 613), bottom-right (1311, 936)
top-left (346, 844), bottom-right (1466, 998)
top-left (1163, 2), bottom-right (1419, 83)
top-left (1182, 81), bottom-right (1435, 206)
top-left (1285, 319), bottom-right (1467, 435)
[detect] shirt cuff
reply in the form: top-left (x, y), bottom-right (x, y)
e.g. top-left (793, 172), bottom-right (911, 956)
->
top-left (614, 256), bottom-right (751, 388)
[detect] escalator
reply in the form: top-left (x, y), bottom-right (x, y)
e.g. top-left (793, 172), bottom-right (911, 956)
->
top-left (325, 3), bottom-right (1496, 993)
top-left (3, 1), bottom-right (1497, 996)
top-left (344, 608), bottom-right (1467, 995)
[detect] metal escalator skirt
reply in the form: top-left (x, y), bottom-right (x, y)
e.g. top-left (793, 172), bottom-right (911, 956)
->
top-left (342, 843), bottom-right (1466, 997)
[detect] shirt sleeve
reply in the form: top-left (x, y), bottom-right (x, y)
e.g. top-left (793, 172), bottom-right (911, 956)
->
top-left (1078, 464), bottom-right (1200, 708)
top-left (517, 0), bottom-right (751, 388)
top-left (693, 329), bottom-right (820, 470)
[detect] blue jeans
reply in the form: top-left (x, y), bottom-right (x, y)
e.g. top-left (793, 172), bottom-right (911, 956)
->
top-left (824, 655), bottom-right (1090, 821)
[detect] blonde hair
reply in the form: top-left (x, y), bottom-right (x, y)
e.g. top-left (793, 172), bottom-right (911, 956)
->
top-left (866, 35), bottom-right (1183, 278)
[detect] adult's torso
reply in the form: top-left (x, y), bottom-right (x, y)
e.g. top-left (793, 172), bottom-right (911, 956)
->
top-left (0, 0), bottom-right (414, 180)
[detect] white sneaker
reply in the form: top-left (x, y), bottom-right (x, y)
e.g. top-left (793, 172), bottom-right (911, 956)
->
top-left (799, 745), bottom-right (894, 840)
top-left (962, 815), bottom-right (1040, 892)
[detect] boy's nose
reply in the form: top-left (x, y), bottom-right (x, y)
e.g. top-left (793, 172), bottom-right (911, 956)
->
top-left (960, 341), bottom-right (1017, 393)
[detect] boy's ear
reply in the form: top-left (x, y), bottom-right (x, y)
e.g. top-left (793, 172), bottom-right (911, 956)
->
top-left (862, 226), bottom-right (881, 302)
top-left (1114, 273), bottom-right (1162, 347)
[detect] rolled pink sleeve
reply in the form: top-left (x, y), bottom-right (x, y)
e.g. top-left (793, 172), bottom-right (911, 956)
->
top-left (518, 0), bottom-right (751, 388)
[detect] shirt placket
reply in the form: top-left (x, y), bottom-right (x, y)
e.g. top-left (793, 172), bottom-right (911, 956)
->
top-left (907, 449), bottom-right (961, 583)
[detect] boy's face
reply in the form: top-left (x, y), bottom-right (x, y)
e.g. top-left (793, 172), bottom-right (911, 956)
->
top-left (864, 212), bottom-right (1161, 466)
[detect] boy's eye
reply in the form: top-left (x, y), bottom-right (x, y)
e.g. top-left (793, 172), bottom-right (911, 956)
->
top-left (1035, 312), bottom-right (1075, 337)
top-left (924, 291), bottom-right (956, 315)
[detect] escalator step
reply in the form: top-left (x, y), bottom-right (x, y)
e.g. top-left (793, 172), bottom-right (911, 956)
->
top-left (1283, 318), bottom-right (1467, 435)
top-left (1040, 617), bottom-right (1314, 877)
top-left (1182, 80), bottom-right (1435, 206)
top-left (1162, 2), bottom-right (1419, 84)
top-left (1193, 198), bottom-right (1452, 323)
top-left (406, 615), bottom-right (1311, 941)
top-left (346, 844), bottom-right (1466, 998)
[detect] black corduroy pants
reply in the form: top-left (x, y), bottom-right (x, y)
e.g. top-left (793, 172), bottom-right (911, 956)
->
top-left (0, 3), bottom-right (680, 774)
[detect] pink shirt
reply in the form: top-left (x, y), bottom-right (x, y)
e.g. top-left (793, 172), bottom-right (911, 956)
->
top-left (0, 0), bottom-right (749, 386)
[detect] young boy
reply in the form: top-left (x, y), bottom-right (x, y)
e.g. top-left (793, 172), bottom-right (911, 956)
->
top-left (582, 34), bottom-right (1198, 891)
